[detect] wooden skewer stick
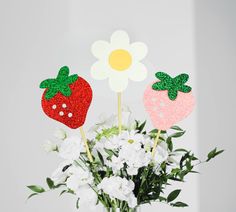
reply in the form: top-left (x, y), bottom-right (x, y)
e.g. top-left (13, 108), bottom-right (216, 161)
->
top-left (118, 92), bottom-right (122, 134)
top-left (79, 126), bottom-right (93, 162)
top-left (151, 129), bottom-right (162, 158)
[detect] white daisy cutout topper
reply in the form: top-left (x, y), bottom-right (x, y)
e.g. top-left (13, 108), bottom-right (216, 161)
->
top-left (91, 30), bottom-right (148, 92)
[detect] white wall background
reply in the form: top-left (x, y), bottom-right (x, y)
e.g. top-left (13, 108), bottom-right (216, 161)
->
top-left (196, 0), bottom-right (236, 211)
top-left (0, 0), bottom-right (234, 212)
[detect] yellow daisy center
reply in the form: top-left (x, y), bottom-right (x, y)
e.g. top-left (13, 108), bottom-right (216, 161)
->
top-left (128, 139), bottom-right (134, 144)
top-left (109, 49), bottom-right (132, 71)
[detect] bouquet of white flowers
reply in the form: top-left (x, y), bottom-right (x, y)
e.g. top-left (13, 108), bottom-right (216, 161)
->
top-left (27, 111), bottom-right (223, 212)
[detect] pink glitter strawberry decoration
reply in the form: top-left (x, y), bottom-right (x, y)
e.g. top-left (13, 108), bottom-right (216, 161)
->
top-left (143, 72), bottom-right (195, 131)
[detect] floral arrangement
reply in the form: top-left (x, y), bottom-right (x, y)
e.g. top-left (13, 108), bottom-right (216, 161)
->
top-left (27, 31), bottom-right (223, 212)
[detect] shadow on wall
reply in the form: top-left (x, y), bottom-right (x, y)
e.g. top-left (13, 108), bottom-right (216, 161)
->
top-left (195, 0), bottom-right (236, 212)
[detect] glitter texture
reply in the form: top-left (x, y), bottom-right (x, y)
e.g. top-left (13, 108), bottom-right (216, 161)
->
top-left (144, 81), bottom-right (195, 130)
top-left (40, 67), bottom-right (93, 129)
top-left (40, 66), bottom-right (78, 100)
top-left (152, 72), bottom-right (192, 100)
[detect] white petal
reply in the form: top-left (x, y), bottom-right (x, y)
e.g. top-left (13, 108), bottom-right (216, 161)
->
top-left (110, 30), bottom-right (130, 48)
top-left (91, 40), bottom-right (110, 59)
top-left (109, 74), bottom-right (128, 92)
top-left (130, 42), bottom-right (148, 61)
top-left (127, 194), bottom-right (137, 208)
top-left (90, 61), bottom-right (109, 80)
top-left (54, 128), bottom-right (66, 140)
top-left (128, 62), bottom-right (147, 81)
top-left (77, 185), bottom-right (97, 208)
top-left (127, 167), bottom-right (138, 175)
top-left (66, 175), bottom-right (80, 191)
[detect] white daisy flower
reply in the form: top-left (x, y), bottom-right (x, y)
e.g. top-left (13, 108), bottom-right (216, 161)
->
top-left (119, 145), bottom-right (152, 175)
top-left (91, 30), bottom-right (148, 92)
top-left (105, 155), bottom-right (125, 174)
top-left (119, 130), bottom-right (144, 150)
top-left (66, 166), bottom-right (94, 191)
top-left (54, 128), bottom-right (67, 140)
top-left (76, 185), bottom-right (97, 209)
top-left (97, 176), bottom-right (137, 208)
top-left (51, 161), bottom-right (71, 185)
top-left (43, 140), bottom-right (58, 152)
top-left (59, 136), bottom-right (84, 161)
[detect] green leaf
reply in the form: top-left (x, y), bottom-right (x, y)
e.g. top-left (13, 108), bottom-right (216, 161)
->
top-left (178, 170), bottom-right (189, 180)
top-left (171, 126), bottom-right (183, 131)
top-left (46, 178), bottom-right (54, 189)
top-left (149, 129), bottom-right (166, 134)
top-left (191, 155), bottom-right (199, 161)
top-left (159, 196), bottom-right (167, 202)
top-left (170, 131), bottom-right (185, 138)
top-left (190, 170), bottom-right (199, 174)
top-left (97, 151), bottom-right (104, 166)
top-left (27, 193), bottom-right (38, 200)
top-left (54, 183), bottom-right (66, 188)
top-left (207, 148), bottom-right (217, 159)
top-left (186, 160), bottom-right (193, 171)
top-left (174, 148), bottom-right (188, 153)
top-left (134, 120), bottom-right (139, 129)
top-left (180, 152), bottom-right (190, 169)
top-left (149, 129), bottom-right (158, 133)
top-left (171, 168), bottom-right (181, 174)
top-left (166, 137), bottom-right (173, 151)
top-left (76, 198), bottom-right (80, 209)
top-left (137, 121), bottom-right (146, 133)
top-left (207, 148), bottom-right (224, 162)
top-left (27, 185), bottom-right (45, 193)
top-left (59, 190), bottom-right (67, 196)
top-left (167, 189), bottom-right (181, 203)
top-left (68, 189), bottom-right (75, 194)
top-left (169, 177), bottom-right (184, 182)
top-left (215, 149), bottom-right (224, 156)
top-left (171, 201), bottom-right (188, 207)
top-left (104, 148), bottom-right (115, 157)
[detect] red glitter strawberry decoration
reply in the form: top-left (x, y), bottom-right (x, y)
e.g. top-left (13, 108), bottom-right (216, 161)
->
top-left (40, 66), bottom-right (93, 129)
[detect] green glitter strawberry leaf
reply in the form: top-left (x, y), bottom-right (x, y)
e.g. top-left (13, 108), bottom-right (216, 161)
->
top-left (65, 74), bottom-right (79, 84)
top-left (179, 85), bottom-right (192, 93)
top-left (45, 87), bottom-right (58, 100)
top-left (39, 66), bottom-right (78, 100)
top-left (152, 72), bottom-right (192, 101)
top-left (39, 79), bottom-right (55, 88)
top-left (174, 73), bottom-right (189, 85)
top-left (152, 81), bottom-right (167, 91)
top-left (168, 89), bottom-right (178, 100)
top-left (155, 72), bottom-right (172, 81)
top-left (57, 66), bottom-right (69, 81)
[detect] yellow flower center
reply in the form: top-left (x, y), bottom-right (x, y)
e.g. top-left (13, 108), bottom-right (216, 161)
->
top-left (128, 139), bottom-right (134, 144)
top-left (109, 49), bottom-right (132, 71)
